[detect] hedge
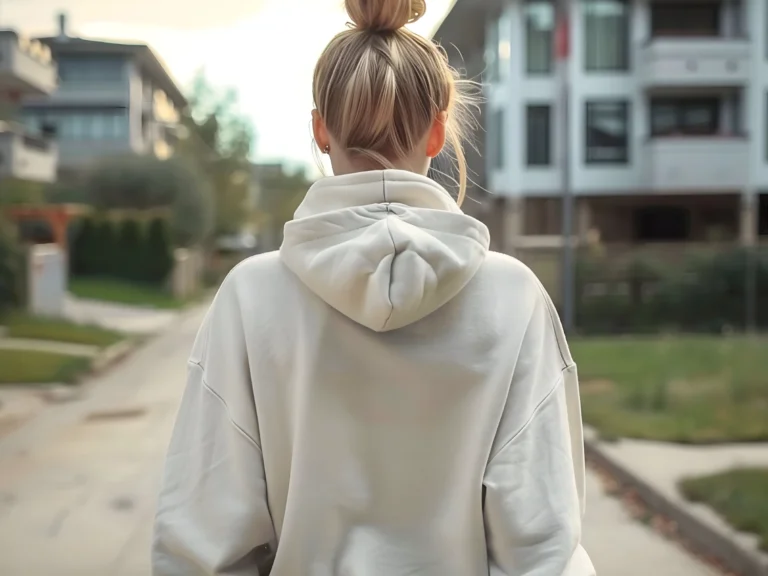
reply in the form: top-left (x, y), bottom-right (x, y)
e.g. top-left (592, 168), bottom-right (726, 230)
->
top-left (70, 214), bottom-right (175, 286)
top-left (0, 216), bottom-right (23, 314)
top-left (575, 247), bottom-right (768, 334)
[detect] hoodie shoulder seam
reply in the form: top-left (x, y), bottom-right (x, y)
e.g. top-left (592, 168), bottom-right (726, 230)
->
top-left (188, 360), bottom-right (263, 453)
top-left (487, 369), bottom-right (567, 464)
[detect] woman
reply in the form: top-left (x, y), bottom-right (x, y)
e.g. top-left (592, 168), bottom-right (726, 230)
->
top-left (152, 0), bottom-right (595, 574)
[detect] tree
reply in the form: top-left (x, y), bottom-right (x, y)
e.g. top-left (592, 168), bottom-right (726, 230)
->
top-left (179, 70), bottom-right (256, 237)
top-left (254, 166), bottom-right (312, 250)
top-left (84, 155), bottom-right (213, 247)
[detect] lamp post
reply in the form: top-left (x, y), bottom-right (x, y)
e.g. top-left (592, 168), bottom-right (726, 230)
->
top-left (556, 0), bottom-right (575, 332)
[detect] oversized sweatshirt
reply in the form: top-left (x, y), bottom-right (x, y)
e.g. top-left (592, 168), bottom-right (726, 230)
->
top-left (152, 169), bottom-right (595, 576)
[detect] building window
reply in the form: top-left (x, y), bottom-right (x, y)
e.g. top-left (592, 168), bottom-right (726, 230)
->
top-left (22, 108), bottom-right (129, 141)
top-left (488, 108), bottom-right (505, 170)
top-left (485, 18), bottom-right (501, 82)
top-left (57, 56), bottom-right (126, 83)
top-left (650, 2), bottom-right (720, 37)
top-left (585, 100), bottom-right (629, 164)
top-left (584, 0), bottom-right (629, 71)
top-left (526, 104), bottom-right (552, 166)
top-left (525, 0), bottom-right (554, 74)
top-left (650, 97), bottom-right (720, 136)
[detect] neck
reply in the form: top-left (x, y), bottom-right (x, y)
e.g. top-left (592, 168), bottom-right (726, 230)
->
top-left (329, 153), bottom-right (430, 178)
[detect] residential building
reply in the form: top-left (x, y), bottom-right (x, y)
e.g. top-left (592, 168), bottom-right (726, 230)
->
top-left (21, 14), bottom-right (187, 179)
top-left (0, 30), bottom-right (58, 183)
top-left (436, 0), bottom-right (768, 296)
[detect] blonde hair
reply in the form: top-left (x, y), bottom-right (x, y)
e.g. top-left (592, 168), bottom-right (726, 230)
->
top-left (313, 0), bottom-right (477, 205)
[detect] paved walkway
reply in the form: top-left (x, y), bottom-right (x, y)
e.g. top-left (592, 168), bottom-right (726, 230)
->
top-left (590, 428), bottom-right (768, 563)
top-left (0, 307), bottom-right (719, 575)
top-left (63, 295), bottom-right (178, 335)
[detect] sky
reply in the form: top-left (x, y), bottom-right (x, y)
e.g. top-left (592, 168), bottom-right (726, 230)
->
top-left (3, 0), bottom-right (454, 174)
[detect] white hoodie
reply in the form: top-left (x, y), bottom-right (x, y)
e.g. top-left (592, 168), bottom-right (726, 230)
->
top-left (152, 170), bottom-right (595, 576)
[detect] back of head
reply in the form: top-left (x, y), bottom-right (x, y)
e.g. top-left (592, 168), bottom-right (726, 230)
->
top-left (313, 0), bottom-right (476, 204)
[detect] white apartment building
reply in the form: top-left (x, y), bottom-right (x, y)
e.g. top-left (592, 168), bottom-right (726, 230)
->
top-left (438, 0), bottom-right (768, 255)
top-left (0, 30), bottom-right (58, 183)
top-left (21, 14), bottom-right (187, 180)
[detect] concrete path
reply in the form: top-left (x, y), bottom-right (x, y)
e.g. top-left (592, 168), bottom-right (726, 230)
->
top-left (63, 295), bottom-right (178, 335)
top-left (0, 306), bottom-right (719, 575)
top-left (593, 430), bottom-right (768, 563)
top-left (0, 338), bottom-right (99, 357)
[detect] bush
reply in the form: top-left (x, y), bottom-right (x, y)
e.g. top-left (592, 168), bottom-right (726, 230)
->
top-left (0, 216), bottom-right (22, 314)
top-left (575, 247), bottom-right (768, 334)
top-left (144, 218), bottom-right (175, 284)
top-left (115, 218), bottom-right (144, 282)
top-left (70, 216), bottom-right (97, 276)
top-left (92, 218), bottom-right (118, 277)
top-left (85, 155), bottom-right (213, 247)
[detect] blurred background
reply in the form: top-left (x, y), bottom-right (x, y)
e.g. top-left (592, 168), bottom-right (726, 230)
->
top-left (0, 0), bottom-right (766, 575)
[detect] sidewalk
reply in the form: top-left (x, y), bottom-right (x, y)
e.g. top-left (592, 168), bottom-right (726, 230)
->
top-left (586, 427), bottom-right (768, 574)
top-left (63, 295), bottom-right (178, 335)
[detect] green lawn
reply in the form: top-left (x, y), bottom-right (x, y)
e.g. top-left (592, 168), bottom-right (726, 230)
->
top-left (69, 278), bottom-right (185, 309)
top-left (572, 336), bottom-right (768, 443)
top-left (680, 468), bottom-right (768, 551)
top-left (4, 313), bottom-right (123, 347)
top-left (0, 349), bottom-right (92, 384)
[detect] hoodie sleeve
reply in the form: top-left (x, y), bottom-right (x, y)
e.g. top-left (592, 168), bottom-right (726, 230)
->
top-left (484, 284), bottom-right (594, 576)
top-left (152, 276), bottom-right (276, 575)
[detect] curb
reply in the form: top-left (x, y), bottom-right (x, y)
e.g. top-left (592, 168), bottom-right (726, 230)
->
top-left (87, 298), bottom-right (211, 379)
top-left (91, 338), bottom-right (141, 376)
top-left (585, 437), bottom-right (768, 576)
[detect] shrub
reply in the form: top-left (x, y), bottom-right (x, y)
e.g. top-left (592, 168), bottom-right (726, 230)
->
top-left (115, 218), bottom-right (144, 282)
top-left (0, 216), bottom-right (22, 314)
top-left (92, 218), bottom-right (118, 278)
top-left (143, 217), bottom-right (174, 285)
top-left (70, 216), bottom-right (97, 276)
top-left (575, 247), bottom-right (768, 334)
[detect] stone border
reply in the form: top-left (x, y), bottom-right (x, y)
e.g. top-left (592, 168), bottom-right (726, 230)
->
top-left (585, 437), bottom-right (768, 576)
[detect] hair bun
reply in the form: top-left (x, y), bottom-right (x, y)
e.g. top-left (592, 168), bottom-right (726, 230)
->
top-left (345, 0), bottom-right (427, 32)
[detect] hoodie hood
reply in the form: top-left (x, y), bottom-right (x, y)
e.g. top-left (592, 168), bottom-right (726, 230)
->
top-left (280, 170), bottom-right (490, 332)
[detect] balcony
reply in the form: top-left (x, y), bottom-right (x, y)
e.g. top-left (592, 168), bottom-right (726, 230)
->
top-left (0, 31), bottom-right (57, 96)
top-left (643, 136), bottom-right (747, 192)
top-left (638, 37), bottom-right (750, 88)
top-left (0, 123), bottom-right (57, 183)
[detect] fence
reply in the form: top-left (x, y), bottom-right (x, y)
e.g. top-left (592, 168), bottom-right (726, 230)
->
top-left (519, 243), bottom-right (768, 334)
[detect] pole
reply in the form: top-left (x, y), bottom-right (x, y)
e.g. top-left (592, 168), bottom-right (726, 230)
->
top-left (743, 193), bottom-right (757, 333)
top-left (556, 0), bottom-right (574, 333)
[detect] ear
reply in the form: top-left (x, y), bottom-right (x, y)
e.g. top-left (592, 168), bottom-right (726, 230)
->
top-left (426, 111), bottom-right (448, 158)
top-left (312, 109), bottom-right (329, 152)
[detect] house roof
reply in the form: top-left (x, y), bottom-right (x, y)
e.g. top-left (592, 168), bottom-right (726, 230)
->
top-left (35, 36), bottom-right (187, 109)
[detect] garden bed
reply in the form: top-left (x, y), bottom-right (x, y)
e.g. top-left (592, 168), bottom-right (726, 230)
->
top-left (680, 468), bottom-right (768, 552)
top-left (0, 349), bottom-right (92, 384)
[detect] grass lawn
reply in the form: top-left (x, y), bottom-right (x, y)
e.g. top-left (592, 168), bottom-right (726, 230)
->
top-left (680, 468), bottom-right (768, 551)
top-left (69, 278), bottom-right (186, 309)
top-left (4, 313), bottom-right (123, 348)
top-left (0, 349), bottom-right (92, 384)
top-left (572, 336), bottom-right (768, 443)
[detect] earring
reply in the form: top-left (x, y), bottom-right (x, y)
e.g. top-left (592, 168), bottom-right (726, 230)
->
top-left (323, 145), bottom-right (330, 154)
